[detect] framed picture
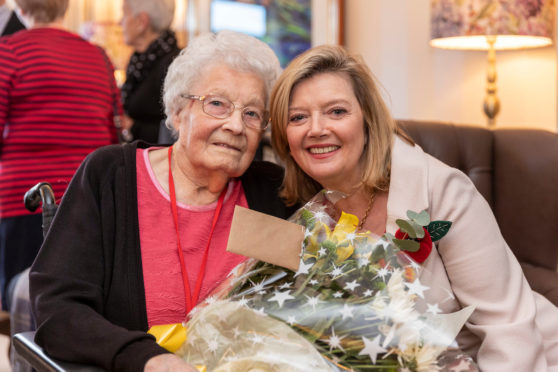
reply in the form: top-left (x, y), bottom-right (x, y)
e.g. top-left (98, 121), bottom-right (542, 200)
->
top-left (184, 0), bottom-right (343, 67)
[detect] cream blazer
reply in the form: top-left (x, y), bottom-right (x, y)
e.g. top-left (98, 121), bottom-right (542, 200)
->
top-left (387, 136), bottom-right (558, 371)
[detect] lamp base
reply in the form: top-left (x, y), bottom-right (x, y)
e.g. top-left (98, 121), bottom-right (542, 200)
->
top-left (483, 36), bottom-right (500, 128)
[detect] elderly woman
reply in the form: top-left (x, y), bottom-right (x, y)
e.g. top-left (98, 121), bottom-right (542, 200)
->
top-left (270, 45), bottom-right (558, 370)
top-left (0, 0), bottom-right (119, 311)
top-left (30, 31), bottom-right (294, 372)
top-left (120, 0), bottom-right (179, 143)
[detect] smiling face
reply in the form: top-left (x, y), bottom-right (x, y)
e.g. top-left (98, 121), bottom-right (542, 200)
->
top-left (286, 72), bottom-right (367, 192)
top-left (172, 64), bottom-right (265, 180)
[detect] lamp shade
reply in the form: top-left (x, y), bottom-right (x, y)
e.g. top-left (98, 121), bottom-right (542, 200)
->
top-left (430, 0), bottom-right (555, 50)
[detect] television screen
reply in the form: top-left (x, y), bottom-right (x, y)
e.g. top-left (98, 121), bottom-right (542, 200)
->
top-left (210, 0), bottom-right (266, 37)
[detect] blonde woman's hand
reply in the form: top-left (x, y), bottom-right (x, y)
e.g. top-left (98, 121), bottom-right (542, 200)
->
top-left (144, 354), bottom-right (199, 372)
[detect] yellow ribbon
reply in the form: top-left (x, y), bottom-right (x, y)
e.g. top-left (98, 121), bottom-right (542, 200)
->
top-left (147, 323), bottom-right (187, 353)
top-left (147, 323), bottom-right (206, 371)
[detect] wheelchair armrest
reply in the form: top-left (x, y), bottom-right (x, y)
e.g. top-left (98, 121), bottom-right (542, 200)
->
top-left (13, 331), bottom-right (105, 372)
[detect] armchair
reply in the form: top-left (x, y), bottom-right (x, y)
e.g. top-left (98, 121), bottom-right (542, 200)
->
top-left (399, 120), bottom-right (558, 306)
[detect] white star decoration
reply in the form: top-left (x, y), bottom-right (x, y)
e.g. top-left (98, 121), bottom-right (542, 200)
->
top-left (268, 290), bottom-right (295, 308)
top-left (375, 267), bottom-right (390, 281)
top-left (231, 327), bottom-right (241, 339)
top-left (441, 287), bottom-right (456, 303)
top-left (207, 338), bottom-right (219, 353)
top-left (326, 327), bottom-right (346, 352)
top-left (305, 295), bottom-right (321, 311)
top-left (204, 295), bottom-right (217, 304)
top-left (287, 315), bottom-right (297, 325)
top-left (427, 303), bottom-right (442, 315)
top-left (250, 333), bottom-right (264, 345)
top-left (318, 247), bottom-right (327, 257)
top-left (333, 291), bottom-right (343, 298)
top-left (344, 280), bottom-right (360, 291)
top-left (304, 201), bottom-right (315, 209)
top-left (345, 232), bottom-right (356, 242)
top-left (339, 304), bottom-right (354, 320)
top-left (309, 279), bottom-right (319, 285)
top-left (279, 282), bottom-right (291, 290)
top-left (295, 260), bottom-right (314, 277)
top-left (329, 265), bottom-right (344, 278)
top-left (359, 335), bottom-right (387, 364)
top-left (358, 257), bottom-right (369, 268)
top-left (304, 228), bottom-right (313, 239)
top-left (363, 289), bottom-right (374, 297)
top-left (227, 265), bottom-right (241, 278)
top-left (251, 279), bottom-right (267, 293)
top-left (409, 260), bottom-right (421, 272)
top-left (313, 211), bottom-right (328, 222)
top-left (236, 297), bottom-right (249, 307)
top-left (405, 278), bottom-right (430, 299)
top-left (189, 307), bottom-right (199, 316)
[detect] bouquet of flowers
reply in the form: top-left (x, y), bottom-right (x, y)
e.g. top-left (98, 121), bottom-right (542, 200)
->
top-left (171, 191), bottom-right (477, 371)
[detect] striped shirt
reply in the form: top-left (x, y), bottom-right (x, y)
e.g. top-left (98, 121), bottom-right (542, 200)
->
top-left (0, 28), bottom-right (120, 218)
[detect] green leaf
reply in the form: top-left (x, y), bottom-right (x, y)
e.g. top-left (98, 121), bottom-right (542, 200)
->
top-left (407, 210), bottom-right (430, 226)
top-left (382, 233), bottom-right (395, 243)
top-left (395, 219), bottom-right (424, 239)
top-left (427, 220), bottom-right (452, 241)
top-left (393, 238), bottom-right (420, 252)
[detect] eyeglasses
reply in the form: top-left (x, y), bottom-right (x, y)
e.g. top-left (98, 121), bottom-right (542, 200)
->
top-left (181, 94), bottom-right (269, 131)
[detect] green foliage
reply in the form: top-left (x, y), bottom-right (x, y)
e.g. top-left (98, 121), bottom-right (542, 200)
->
top-left (393, 238), bottom-right (421, 252)
top-left (407, 210), bottom-right (430, 226)
top-left (395, 219), bottom-right (425, 239)
top-left (427, 221), bottom-right (452, 242)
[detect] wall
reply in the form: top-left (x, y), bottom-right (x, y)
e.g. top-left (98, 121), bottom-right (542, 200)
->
top-left (345, 0), bottom-right (558, 132)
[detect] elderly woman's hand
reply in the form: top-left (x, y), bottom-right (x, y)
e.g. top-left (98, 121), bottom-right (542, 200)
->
top-left (144, 354), bottom-right (199, 372)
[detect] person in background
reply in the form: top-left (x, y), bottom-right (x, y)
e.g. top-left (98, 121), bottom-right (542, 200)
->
top-left (30, 31), bottom-right (295, 372)
top-left (270, 44), bottom-right (558, 371)
top-left (120, 0), bottom-right (180, 144)
top-left (0, 0), bottom-right (25, 36)
top-left (0, 0), bottom-right (120, 311)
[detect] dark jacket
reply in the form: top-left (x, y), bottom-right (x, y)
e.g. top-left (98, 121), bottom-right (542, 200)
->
top-left (30, 141), bottom-right (297, 372)
top-left (125, 51), bottom-right (179, 144)
top-left (1, 11), bottom-right (25, 36)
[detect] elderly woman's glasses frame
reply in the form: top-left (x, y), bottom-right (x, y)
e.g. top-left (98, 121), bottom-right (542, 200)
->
top-left (180, 94), bottom-right (269, 131)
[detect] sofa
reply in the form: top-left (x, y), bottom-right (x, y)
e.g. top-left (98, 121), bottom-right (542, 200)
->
top-left (398, 120), bottom-right (558, 306)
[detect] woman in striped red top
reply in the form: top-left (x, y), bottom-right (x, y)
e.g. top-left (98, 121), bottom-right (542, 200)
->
top-left (0, 0), bottom-right (119, 310)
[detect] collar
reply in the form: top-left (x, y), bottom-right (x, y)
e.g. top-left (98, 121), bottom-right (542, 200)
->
top-left (385, 136), bottom-right (430, 234)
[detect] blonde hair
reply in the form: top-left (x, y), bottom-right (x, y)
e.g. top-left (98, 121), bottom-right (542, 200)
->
top-left (15, 0), bottom-right (68, 23)
top-left (270, 45), bottom-right (399, 205)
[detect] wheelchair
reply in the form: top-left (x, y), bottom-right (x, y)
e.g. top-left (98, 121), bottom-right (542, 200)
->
top-left (12, 182), bottom-right (103, 372)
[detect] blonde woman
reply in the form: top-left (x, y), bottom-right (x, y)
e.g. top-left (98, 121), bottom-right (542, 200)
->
top-left (270, 44), bottom-right (558, 371)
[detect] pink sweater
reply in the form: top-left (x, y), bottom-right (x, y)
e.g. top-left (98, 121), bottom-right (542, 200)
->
top-left (136, 148), bottom-right (248, 327)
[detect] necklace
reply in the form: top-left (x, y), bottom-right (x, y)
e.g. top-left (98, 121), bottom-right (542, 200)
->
top-left (167, 146), bottom-right (226, 314)
top-left (357, 192), bottom-right (376, 231)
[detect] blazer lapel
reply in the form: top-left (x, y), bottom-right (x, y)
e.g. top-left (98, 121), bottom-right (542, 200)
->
top-left (386, 136), bottom-right (430, 234)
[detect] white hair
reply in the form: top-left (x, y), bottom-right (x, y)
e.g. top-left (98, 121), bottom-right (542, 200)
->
top-left (126, 0), bottom-right (175, 33)
top-left (163, 31), bottom-right (282, 130)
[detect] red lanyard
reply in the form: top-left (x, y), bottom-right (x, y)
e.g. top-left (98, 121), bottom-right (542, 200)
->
top-left (167, 147), bottom-right (226, 314)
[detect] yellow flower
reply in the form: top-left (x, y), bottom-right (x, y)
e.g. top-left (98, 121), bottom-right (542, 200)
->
top-left (331, 212), bottom-right (359, 263)
top-left (304, 211), bottom-right (360, 264)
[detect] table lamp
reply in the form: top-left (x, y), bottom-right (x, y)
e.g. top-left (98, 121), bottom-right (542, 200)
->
top-left (430, 0), bottom-right (555, 127)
